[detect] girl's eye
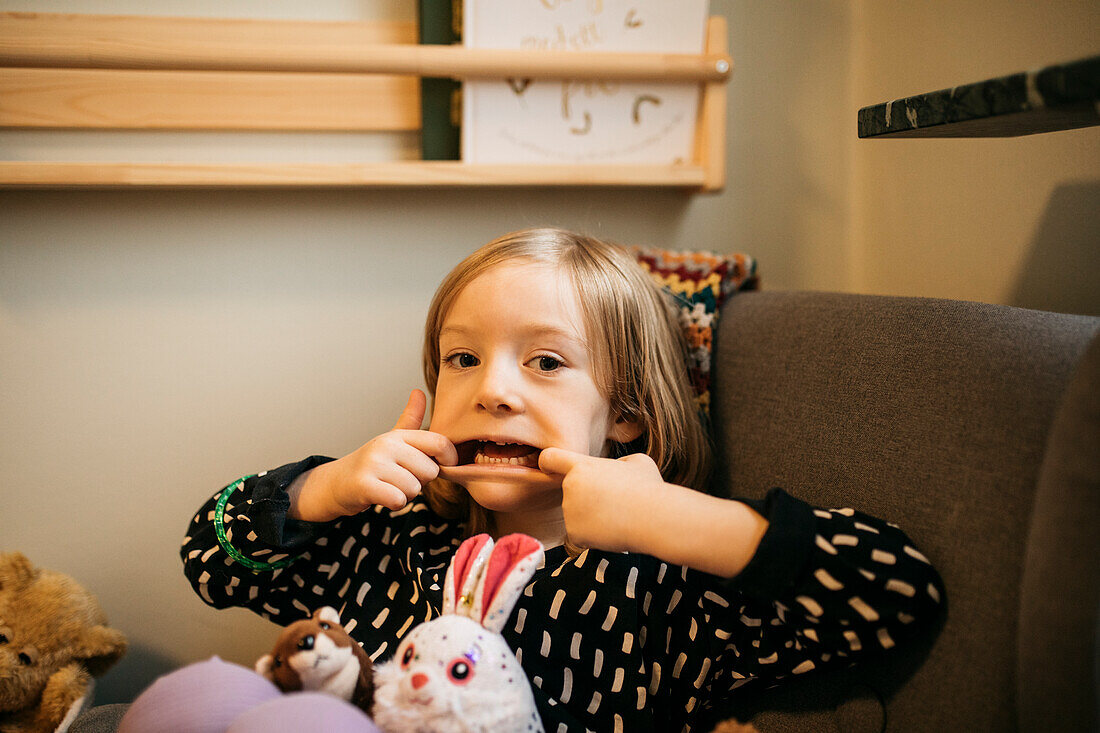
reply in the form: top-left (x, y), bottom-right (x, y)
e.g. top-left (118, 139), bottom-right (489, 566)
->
top-left (446, 658), bottom-right (475, 685)
top-left (446, 353), bottom-right (479, 369)
top-left (531, 355), bottom-right (562, 372)
top-left (401, 644), bottom-right (416, 668)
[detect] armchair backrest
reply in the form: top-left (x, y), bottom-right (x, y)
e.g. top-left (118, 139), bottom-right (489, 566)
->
top-left (709, 291), bottom-right (1099, 731)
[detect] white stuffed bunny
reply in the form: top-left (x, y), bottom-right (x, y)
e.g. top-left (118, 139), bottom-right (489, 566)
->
top-left (372, 533), bottom-right (545, 733)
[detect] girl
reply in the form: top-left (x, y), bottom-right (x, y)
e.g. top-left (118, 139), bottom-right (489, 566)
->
top-left (183, 228), bottom-right (944, 732)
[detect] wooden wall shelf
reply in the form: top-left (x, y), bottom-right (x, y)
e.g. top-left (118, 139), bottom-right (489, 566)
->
top-left (0, 12), bottom-right (731, 191)
top-left (858, 55), bottom-right (1099, 138)
top-left (0, 161), bottom-right (710, 188)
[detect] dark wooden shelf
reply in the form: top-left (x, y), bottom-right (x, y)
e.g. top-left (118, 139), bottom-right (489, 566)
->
top-left (858, 55), bottom-right (1099, 138)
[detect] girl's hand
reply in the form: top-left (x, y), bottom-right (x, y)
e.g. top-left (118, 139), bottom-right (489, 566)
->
top-left (289, 390), bottom-right (458, 522)
top-left (540, 447), bottom-right (770, 577)
top-left (538, 448), bottom-right (666, 554)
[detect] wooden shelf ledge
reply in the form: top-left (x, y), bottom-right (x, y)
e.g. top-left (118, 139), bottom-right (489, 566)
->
top-left (0, 12), bottom-right (731, 83)
top-left (0, 161), bottom-right (708, 188)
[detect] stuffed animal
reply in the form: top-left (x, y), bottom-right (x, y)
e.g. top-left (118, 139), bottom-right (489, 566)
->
top-left (0, 551), bottom-right (127, 733)
top-left (372, 533), bottom-right (545, 733)
top-left (255, 606), bottom-right (374, 714)
top-left (119, 655), bottom-right (380, 733)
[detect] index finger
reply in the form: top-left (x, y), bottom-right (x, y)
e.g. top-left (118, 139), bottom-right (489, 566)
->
top-left (538, 447), bottom-right (587, 476)
top-left (402, 430), bottom-right (459, 467)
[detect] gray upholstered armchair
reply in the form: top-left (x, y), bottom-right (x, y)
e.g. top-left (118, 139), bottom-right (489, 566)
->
top-left (709, 291), bottom-right (1099, 732)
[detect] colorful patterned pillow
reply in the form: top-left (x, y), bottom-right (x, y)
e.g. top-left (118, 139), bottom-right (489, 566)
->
top-left (632, 247), bottom-right (758, 415)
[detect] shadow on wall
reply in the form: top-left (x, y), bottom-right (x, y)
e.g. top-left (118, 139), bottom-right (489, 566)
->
top-left (1010, 181), bottom-right (1100, 316)
top-left (96, 642), bottom-right (179, 705)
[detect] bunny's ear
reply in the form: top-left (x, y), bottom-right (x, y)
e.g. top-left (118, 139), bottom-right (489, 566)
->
top-left (443, 534), bottom-right (493, 616)
top-left (471, 534), bottom-right (544, 633)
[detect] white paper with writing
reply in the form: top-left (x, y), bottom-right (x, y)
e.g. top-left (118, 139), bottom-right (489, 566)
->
top-left (461, 0), bottom-right (710, 165)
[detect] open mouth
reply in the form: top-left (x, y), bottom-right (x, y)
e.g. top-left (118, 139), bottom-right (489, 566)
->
top-left (455, 440), bottom-right (542, 468)
top-left (439, 439), bottom-right (561, 490)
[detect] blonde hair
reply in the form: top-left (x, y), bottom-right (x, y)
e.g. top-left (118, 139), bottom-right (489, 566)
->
top-left (421, 228), bottom-right (713, 537)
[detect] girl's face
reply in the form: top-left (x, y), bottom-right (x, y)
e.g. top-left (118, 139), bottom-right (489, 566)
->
top-left (429, 260), bottom-right (639, 514)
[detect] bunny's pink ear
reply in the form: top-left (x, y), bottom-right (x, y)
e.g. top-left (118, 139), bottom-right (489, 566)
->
top-left (442, 534), bottom-right (493, 616)
top-left (471, 534), bottom-right (544, 633)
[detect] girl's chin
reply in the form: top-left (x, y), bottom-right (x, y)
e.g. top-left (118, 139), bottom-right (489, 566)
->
top-left (436, 464), bottom-right (563, 511)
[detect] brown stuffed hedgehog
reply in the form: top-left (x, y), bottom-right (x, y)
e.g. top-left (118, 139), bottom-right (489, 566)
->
top-left (0, 552), bottom-right (127, 733)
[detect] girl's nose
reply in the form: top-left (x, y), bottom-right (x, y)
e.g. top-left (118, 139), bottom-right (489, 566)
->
top-left (476, 361), bottom-right (523, 414)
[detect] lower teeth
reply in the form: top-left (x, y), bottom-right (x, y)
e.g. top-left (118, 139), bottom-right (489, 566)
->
top-left (474, 451), bottom-right (535, 466)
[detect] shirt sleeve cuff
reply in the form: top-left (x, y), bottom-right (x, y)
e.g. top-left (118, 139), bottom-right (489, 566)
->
top-left (724, 487), bottom-right (817, 600)
top-left (248, 455), bottom-right (336, 550)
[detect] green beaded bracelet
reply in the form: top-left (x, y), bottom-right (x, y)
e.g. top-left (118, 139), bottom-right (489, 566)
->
top-left (213, 475), bottom-right (300, 572)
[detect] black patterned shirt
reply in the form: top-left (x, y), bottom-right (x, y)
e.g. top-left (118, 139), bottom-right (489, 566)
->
top-left (181, 456), bottom-right (944, 732)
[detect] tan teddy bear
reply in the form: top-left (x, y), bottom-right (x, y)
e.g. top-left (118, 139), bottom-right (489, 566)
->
top-left (0, 552), bottom-right (127, 733)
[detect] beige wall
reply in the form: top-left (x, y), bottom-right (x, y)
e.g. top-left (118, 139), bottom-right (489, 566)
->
top-left (0, 0), bottom-right (1095, 704)
top-left (850, 1), bottom-right (1100, 312)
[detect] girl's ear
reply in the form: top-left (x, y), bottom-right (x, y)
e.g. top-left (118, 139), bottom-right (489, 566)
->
top-left (608, 415), bottom-right (644, 444)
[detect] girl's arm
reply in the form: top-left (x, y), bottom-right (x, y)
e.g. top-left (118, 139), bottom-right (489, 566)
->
top-left (542, 448), bottom-right (945, 687)
top-left (181, 456), bottom-right (340, 615)
top-left (540, 449), bottom-right (768, 576)
top-left (631, 477), bottom-right (771, 578)
top-left (183, 390), bottom-right (456, 615)
top-left (706, 487), bottom-right (945, 692)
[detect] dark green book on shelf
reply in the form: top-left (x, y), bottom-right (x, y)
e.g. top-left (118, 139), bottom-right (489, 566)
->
top-left (418, 0), bottom-right (461, 160)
